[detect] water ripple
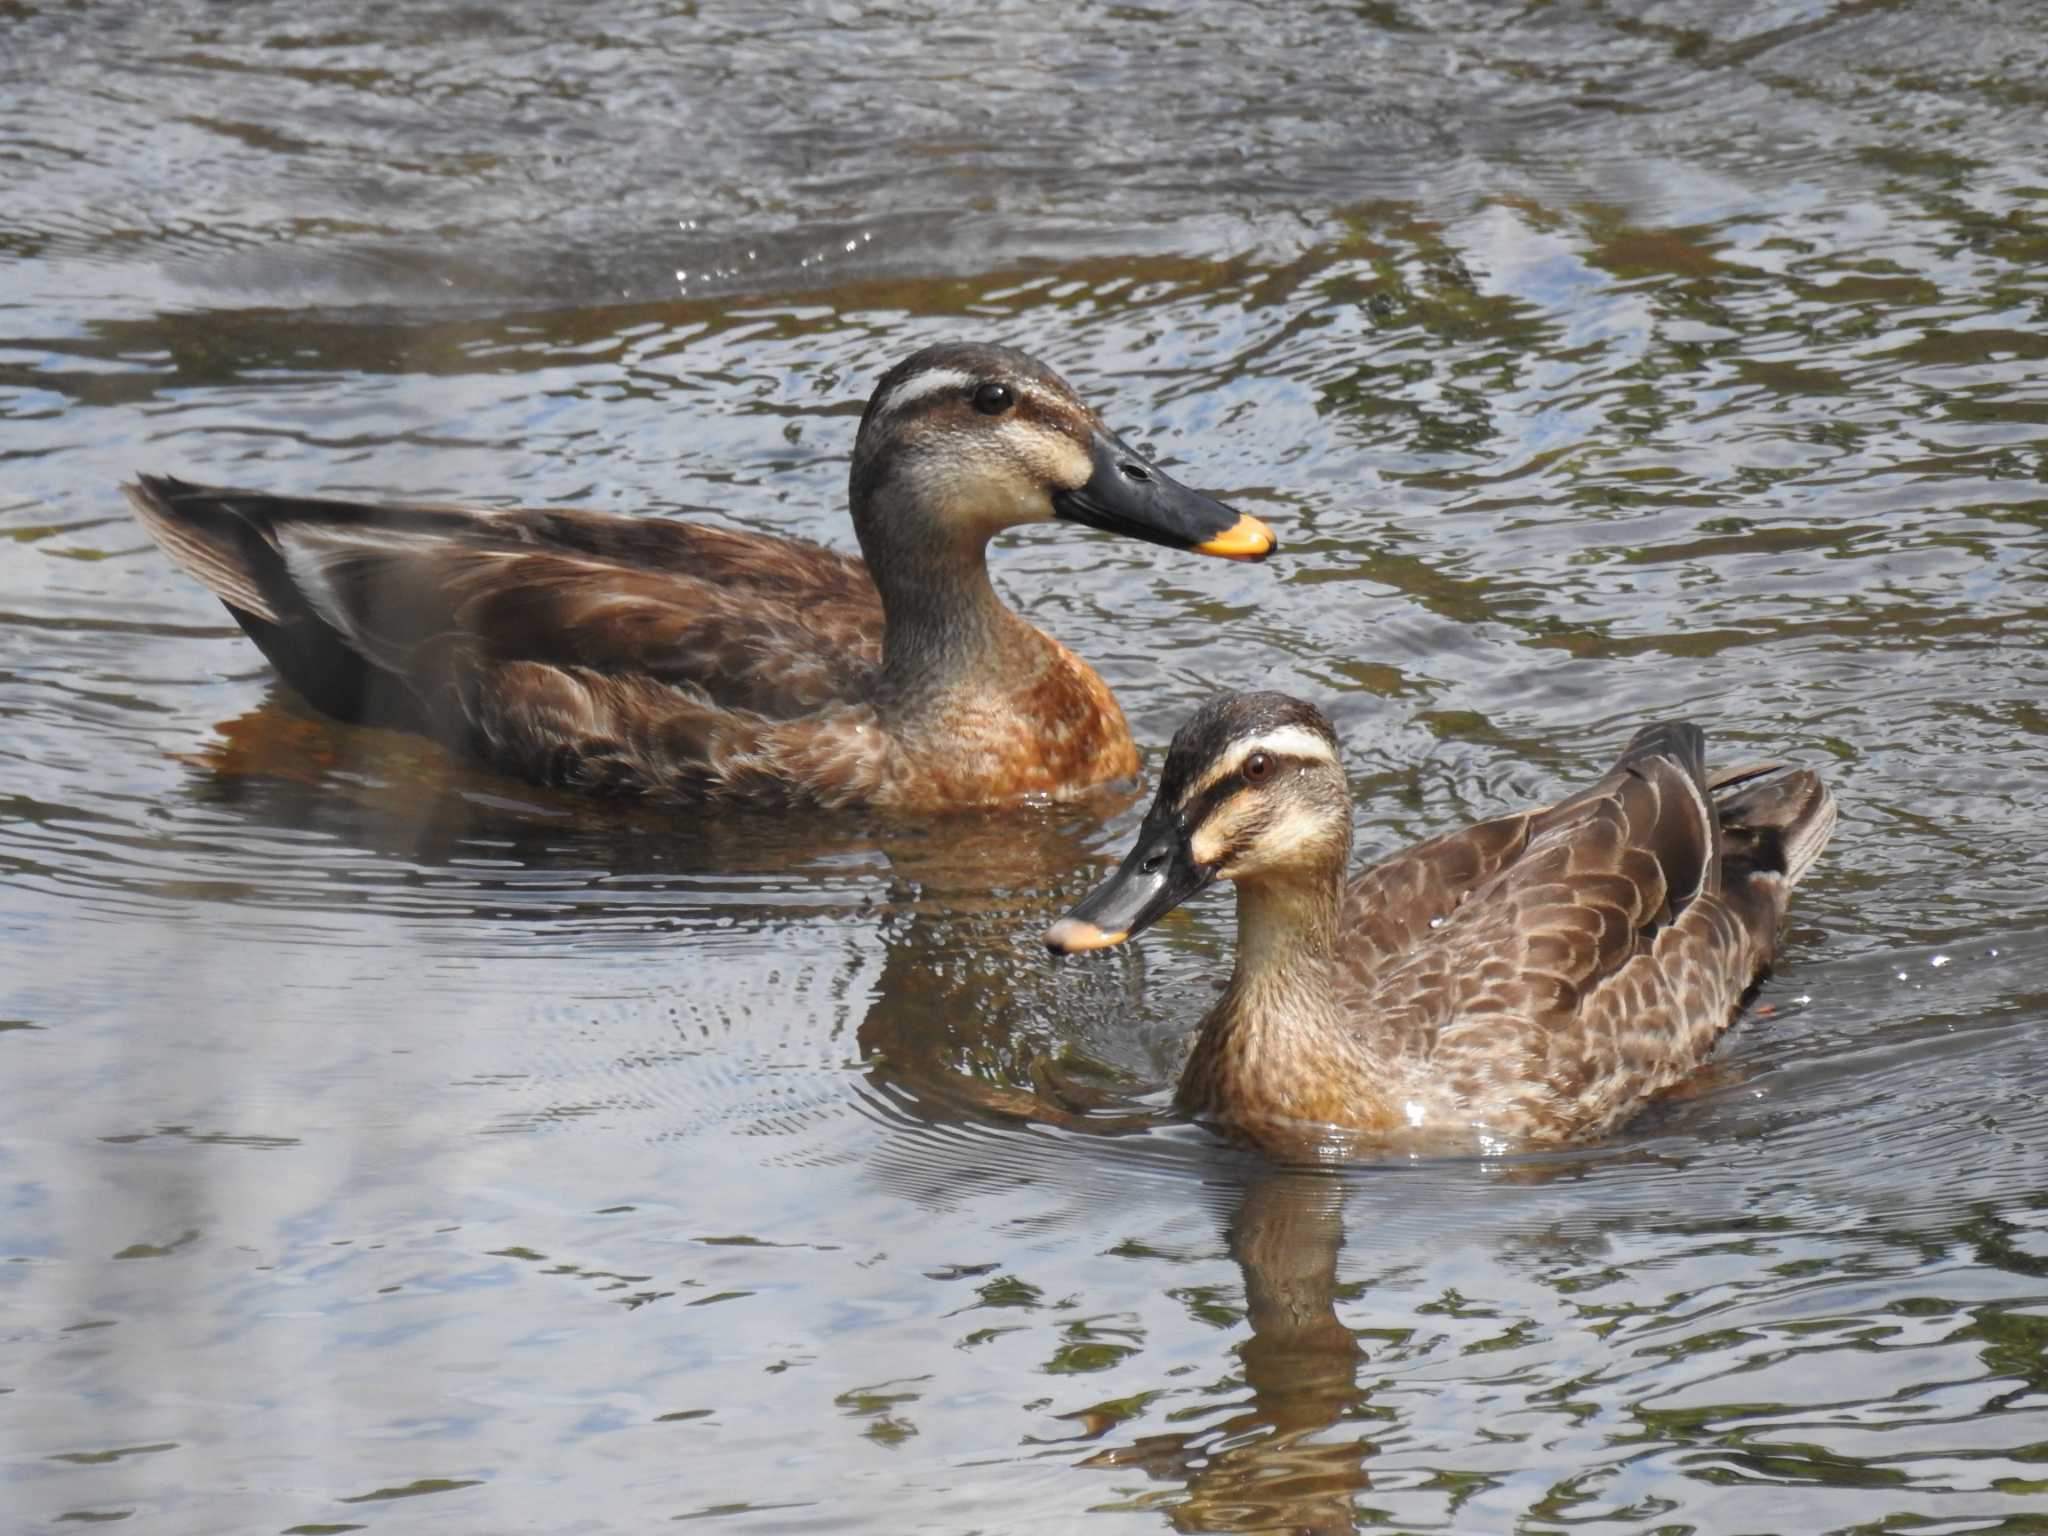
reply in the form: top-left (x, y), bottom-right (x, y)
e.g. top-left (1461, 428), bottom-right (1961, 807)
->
top-left (6, 1), bottom-right (2048, 1530)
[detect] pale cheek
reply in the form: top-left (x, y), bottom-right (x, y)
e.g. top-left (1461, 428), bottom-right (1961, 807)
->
top-left (1215, 802), bottom-right (1337, 880)
top-left (1033, 433), bottom-right (1094, 494)
top-left (943, 489), bottom-right (1046, 538)
top-left (1191, 823), bottom-right (1228, 866)
top-left (992, 480), bottom-right (1055, 527)
top-left (906, 445), bottom-right (1049, 531)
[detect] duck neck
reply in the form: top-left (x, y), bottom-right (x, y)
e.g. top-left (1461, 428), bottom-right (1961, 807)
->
top-left (1181, 842), bottom-right (1399, 1136)
top-left (869, 529), bottom-right (1035, 697)
top-left (847, 454), bottom-right (1058, 706)
top-left (1225, 865), bottom-right (1347, 1015)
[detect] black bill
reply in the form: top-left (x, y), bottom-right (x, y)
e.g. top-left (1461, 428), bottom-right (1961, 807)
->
top-left (1051, 429), bottom-right (1276, 561)
top-left (1044, 808), bottom-right (1216, 954)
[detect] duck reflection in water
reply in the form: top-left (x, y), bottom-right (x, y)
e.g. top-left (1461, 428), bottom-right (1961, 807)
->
top-left (173, 693), bottom-right (1157, 1115)
top-left (1078, 1171), bottom-right (1374, 1535)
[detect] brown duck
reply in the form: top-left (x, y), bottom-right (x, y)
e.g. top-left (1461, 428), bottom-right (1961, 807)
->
top-left (123, 343), bottom-right (1275, 811)
top-left (1046, 692), bottom-right (1835, 1149)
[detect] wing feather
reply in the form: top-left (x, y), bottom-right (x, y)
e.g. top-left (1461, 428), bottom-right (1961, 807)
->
top-left (1339, 724), bottom-right (1724, 1074)
top-left (125, 476), bottom-right (885, 732)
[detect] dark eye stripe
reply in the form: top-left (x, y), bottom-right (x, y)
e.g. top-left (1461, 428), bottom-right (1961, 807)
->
top-left (1182, 752), bottom-right (1308, 828)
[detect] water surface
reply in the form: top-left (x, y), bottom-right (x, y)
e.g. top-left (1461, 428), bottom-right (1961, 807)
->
top-left (4, 1), bottom-right (2047, 1530)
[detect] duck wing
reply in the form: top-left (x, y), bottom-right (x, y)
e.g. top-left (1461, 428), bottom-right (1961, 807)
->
top-left (125, 472), bottom-right (883, 739)
top-left (1340, 723), bottom-right (1833, 1137)
top-left (1336, 807), bottom-right (1539, 977)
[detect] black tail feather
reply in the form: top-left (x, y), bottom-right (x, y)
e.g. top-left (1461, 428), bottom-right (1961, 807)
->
top-left (124, 474), bottom-right (420, 729)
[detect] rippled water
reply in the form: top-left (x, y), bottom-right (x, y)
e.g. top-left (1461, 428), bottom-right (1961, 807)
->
top-left (5, 1), bottom-right (2047, 1530)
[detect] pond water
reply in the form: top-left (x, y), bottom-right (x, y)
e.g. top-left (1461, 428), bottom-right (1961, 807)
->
top-left (4, 1), bottom-right (2047, 1530)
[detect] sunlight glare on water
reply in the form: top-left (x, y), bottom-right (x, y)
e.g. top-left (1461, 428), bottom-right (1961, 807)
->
top-left (2, 1), bottom-right (2046, 1530)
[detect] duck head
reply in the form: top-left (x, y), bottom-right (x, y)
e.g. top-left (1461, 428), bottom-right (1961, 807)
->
top-left (1045, 692), bottom-right (1352, 953)
top-left (848, 342), bottom-right (1276, 565)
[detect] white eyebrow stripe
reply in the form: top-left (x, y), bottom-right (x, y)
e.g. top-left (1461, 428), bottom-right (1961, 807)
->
top-left (871, 366), bottom-right (977, 422)
top-left (1187, 725), bottom-right (1339, 799)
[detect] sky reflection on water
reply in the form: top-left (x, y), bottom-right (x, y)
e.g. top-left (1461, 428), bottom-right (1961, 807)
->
top-left (4, 0), bottom-right (2047, 1530)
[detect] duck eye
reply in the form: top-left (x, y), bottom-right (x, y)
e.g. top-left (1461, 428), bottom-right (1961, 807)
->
top-left (1243, 751), bottom-right (1274, 784)
top-left (972, 382), bottom-right (1013, 416)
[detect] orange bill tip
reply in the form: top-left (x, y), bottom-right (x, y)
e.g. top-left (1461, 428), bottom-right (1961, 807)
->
top-left (1194, 511), bottom-right (1277, 561)
top-left (1043, 917), bottom-right (1130, 955)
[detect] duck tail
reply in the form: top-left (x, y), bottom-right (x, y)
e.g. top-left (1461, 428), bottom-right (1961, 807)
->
top-left (1597, 721), bottom-right (1834, 922)
top-left (124, 473), bottom-right (292, 625)
top-left (1716, 768), bottom-right (1836, 894)
top-left (123, 474), bottom-right (405, 726)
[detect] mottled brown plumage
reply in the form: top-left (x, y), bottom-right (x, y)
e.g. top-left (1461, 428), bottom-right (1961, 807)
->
top-left (122, 343), bottom-right (1276, 811)
top-left (1048, 692), bottom-right (1836, 1150)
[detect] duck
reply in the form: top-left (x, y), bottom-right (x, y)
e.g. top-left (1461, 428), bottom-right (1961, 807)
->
top-left (1045, 691), bottom-right (1836, 1149)
top-left (123, 342), bottom-right (1276, 811)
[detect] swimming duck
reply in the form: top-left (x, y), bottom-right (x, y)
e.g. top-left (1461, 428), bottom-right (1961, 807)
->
top-left (1046, 692), bottom-right (1835, 1148)
top-left (124, 343), bottom-right (1276, 811)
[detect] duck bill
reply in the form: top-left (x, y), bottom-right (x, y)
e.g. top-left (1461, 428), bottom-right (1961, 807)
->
top-left (1052, 429), bottom-right (1275, 561)
top-left (1044, 816), bottom-right (1215, 955)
